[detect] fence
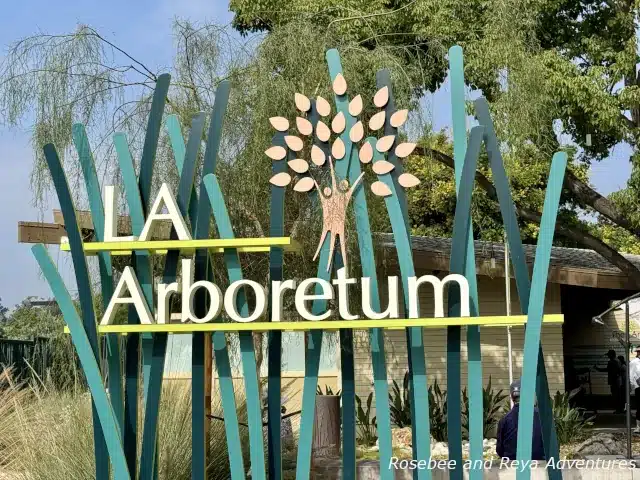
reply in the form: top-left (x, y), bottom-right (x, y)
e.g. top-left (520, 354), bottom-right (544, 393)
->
top-left (0, 337), bottom-right (51, 384)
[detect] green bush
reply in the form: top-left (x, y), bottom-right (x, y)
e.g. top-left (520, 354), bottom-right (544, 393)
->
top-left (389, 372), bottom-right (509, 442)
top-left (428, 378), bottom-right (448, 442)
top-left (0, 302), bottom-right (84, 390)
top-left (355, 392), bottom-right (378, 446)
top-left (389, 371), bottom-right (411, 427)
top-left (552, 390), bottom-right (594, 445)
top-left (462, 377), bottom-right (509, 439)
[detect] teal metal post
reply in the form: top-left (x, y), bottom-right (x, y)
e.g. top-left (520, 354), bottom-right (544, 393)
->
top-left (448, 46), bottom-right (483, 479)
top-left (113, 131), bottom-right (156, 474)
top-left (347, 144), bottom-right (394, 480)
top-left (375, 71), bottom-right (431, 479)
top-left (324, 49), bottom-right (357, 479)
top-left (370, 137), bottom-right (431, 480)
top-left (72, 124), bottom-right (123, 436)
top-left (267, 130), bottom-right (288, 480)
top-left (42, 143), bottom-right (110, 479)
top-left (191, 81), bottom-right (234, 480)
top-left (32, 245), bottom-right (131, 480)
top-left (138, 113), bottom-right (206, 480)
top-left (204, 174), bottom-right (266, 480)
top-left (119, 74), bottom-right (170, 475)
top-left (475, 97), bottom-right (563, 479)
top-left (515, 153), bottom-right (566, 479)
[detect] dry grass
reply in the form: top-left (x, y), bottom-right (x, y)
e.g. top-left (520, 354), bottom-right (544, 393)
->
top-left (0, 370), bottom-right (250, 479)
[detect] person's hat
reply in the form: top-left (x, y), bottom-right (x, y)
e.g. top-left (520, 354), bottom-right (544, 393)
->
top-left (510, 380), bottom-right (521, 398)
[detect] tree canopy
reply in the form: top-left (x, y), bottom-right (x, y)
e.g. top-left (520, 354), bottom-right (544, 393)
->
top-left (229, 0), bottom-right (640, 282)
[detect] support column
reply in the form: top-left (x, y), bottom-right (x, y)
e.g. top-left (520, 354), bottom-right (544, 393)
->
top-left (205, 334), bottom-right (213, 460)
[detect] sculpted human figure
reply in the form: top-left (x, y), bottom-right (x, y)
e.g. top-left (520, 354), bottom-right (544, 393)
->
top-left (312, 156), bottom-right (364, 272)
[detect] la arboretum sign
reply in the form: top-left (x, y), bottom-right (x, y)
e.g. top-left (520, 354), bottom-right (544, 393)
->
top-left (98, 184), bottom-right (471, 326)
top-left (32, 45), bottom-right (567, 480)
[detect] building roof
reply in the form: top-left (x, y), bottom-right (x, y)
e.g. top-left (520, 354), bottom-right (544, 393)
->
top-left (376, 233), bottom-right (640, 291)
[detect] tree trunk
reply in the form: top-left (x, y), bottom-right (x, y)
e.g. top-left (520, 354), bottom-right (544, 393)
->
top-left (312, 395), bottom-right (341, 458)
top-left (563, 169), bottom-right (640, 238)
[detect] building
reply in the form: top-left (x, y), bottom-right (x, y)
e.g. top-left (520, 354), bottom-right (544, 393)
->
top-left (352, 234), bottom-right (640, 415)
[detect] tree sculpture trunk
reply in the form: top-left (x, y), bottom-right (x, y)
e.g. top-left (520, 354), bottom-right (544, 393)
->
top-left (312, 394), bottom-right (341, 458)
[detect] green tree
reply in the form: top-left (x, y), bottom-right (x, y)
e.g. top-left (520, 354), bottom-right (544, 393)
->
top-left (404, 129), bottom-right (585, 245)
top-left (1, 301), bottom-right (63, 339)
top-left (229, 0), bottom-right (640, 285)
top-left (0, 298), bottom-right (8, 324)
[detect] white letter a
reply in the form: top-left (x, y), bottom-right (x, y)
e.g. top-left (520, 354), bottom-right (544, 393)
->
top-left (140, 183), bottom-right (191, 241)
top-left (101, 267), bottom-right (153, 325)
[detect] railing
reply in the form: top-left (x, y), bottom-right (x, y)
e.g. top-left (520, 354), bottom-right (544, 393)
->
top-left (0, 337), bottom-right (51, 384)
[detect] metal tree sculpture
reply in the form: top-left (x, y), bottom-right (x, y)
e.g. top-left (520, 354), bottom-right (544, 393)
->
top-left (267, 76), bottom-right (421, 271)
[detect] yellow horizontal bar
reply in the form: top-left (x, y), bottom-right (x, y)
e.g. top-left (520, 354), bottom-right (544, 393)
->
top-left (66, 314), bottom-right (563, 334)
top-left (68, 246), bottom-right (288, 256)
top-left (60, 237), bottom-right (300, 255)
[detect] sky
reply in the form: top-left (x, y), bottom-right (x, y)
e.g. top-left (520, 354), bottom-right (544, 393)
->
top-left (0, 0), bottom-right (634, 309)
top-left (0, 0), bottom-right (235, 309)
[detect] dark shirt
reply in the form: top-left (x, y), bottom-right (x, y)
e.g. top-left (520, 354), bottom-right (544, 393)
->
top-left (619, 362), bottom-right (626, 387)
top-left (606, 359), bottom-right (619, 386)
top-left (496, 404), bottom-right (546, 460)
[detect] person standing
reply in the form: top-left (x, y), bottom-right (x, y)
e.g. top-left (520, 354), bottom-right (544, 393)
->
top-left (594, 350), bottom-right (623, 413)
top-left (496, 380), bottom-right (545, 460)
top-left (629, 346), bottom-right (640, 433)
top-left (618, 355), bottom-right (627, 411)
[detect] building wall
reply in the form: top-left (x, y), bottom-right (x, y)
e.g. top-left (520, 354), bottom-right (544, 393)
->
top-left (353, 274), bottom-right (564, 416)
top-left (164, 331), bottom-right (338, 377)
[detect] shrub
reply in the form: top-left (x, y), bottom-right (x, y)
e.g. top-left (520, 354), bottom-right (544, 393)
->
top-left (552, 390), bottom-right (594, 445)
top-left (355, 392), bottom-right (378, 446)
top-left (388, 372), bottom-right (508, 442)
top-left (0, 369), bottom-right (32, 470)
top-left (462, 376), bottom-right (509, 439)
top-left (389, 371), bottom-right (411, 427)
top-left (428, 378), bottom-right (448, 442)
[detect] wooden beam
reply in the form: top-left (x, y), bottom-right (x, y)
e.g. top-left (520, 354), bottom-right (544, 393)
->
top-left (53, 208), bottom-right (172, 237)
top-left (53, 208), bottom-right (133, 234)
top-left (18, 221), bottom-right (67, 244)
